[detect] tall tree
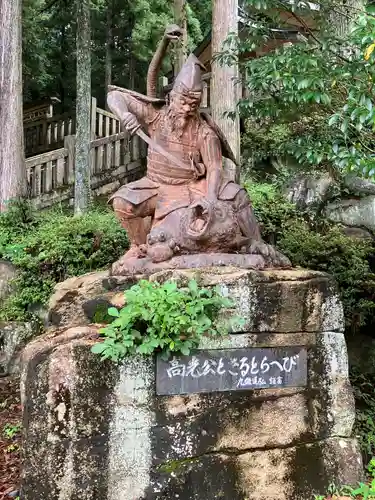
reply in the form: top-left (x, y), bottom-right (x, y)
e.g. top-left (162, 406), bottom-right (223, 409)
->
top-left (211, 0), bottom-right (240, 182)
top-left (0, 0), bottom-right (27, 211)
top-left (174, 0), bottom-right (187, 75)
top-left (105, 0), bottom-right (113, 108)
top-left (74, 0), bottom-right (91, 214)
top-left (327, 0), bottom-right (365, 38)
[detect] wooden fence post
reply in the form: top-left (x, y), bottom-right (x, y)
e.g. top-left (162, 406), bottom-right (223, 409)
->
top-left (90, 97), bottom-right (97, 140)
top-left (64, 135), bottom-right (76, 185)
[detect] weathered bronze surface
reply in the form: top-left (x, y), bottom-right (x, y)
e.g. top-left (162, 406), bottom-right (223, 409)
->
top-left (107, 24), bottom-right (291, 275)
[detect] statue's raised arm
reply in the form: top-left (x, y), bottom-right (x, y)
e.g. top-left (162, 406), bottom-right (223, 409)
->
top-left (147, 24), bottom-right (183, 98)
top-left (107, 24), bottom-right (182, 135)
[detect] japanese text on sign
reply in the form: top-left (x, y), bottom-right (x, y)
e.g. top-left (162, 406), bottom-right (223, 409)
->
top-left (156, 347), bottom-right (308, 395)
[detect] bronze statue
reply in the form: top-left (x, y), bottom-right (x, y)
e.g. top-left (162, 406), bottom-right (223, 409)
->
top-left (107, 25), bottom-right (290, 275)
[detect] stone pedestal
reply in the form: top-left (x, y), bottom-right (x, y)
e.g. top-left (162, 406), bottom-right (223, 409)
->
top-left (20, 267), bottom-right (363, 500)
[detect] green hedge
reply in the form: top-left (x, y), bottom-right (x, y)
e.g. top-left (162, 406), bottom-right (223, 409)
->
top-left (0, 202), bottom-right (128, 321)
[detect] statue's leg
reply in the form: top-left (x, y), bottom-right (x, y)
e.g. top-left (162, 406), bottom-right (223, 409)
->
top-left (233, 190), bottom-right (291, 267)
top-left (234, 189), bottom-right (262, 241)
top-left (112, 196), bottom-right (156, 259)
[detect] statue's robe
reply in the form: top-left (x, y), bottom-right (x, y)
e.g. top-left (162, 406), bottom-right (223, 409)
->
top-left (108, 87), bottom-right (244, 221)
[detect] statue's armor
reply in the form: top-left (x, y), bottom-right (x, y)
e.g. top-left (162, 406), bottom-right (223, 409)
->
top-left (110, 107), bottom-right (243, 221)
top-left (147, 109), bottom-right (202, 185)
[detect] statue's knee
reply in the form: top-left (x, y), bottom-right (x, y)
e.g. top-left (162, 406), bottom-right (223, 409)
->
top-left (112, 197), bottom-right (135, 219)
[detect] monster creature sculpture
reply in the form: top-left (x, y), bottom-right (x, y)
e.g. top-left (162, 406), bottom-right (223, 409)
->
top-left (107, 24), bottom-right (291, 275)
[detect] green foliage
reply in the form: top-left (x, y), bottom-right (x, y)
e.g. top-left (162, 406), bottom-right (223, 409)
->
top-left (245, 182), bottom-right (375, 333)
top-left (244, 182), bottom-right (299, 242)
top-left (92, 279), bottom-right (242, 362)
top-left (0, 202), bottom-right (128, 321)
top-left (23, 0), bottom-right (207, 107)
top-left (351, 365), bottom-right (375, 461)
top-left (220, 0), bottom-right (375, 180)
top-left (3, 423), bottom-right (21, 439)
top-left (279, 220), bottom-right (375, 332)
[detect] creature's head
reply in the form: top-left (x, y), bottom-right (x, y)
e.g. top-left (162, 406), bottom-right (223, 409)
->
top-left (144, 199), bottom-right (250, 264)
top-left (186, 199), bottom-right (250, 250)
top-left (185, 200), bottom-right (231, 240)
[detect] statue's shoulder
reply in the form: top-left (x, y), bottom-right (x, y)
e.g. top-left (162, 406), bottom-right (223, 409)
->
top-left (199, 112), bottom-right (238, 166)
top-left (198, 115), bottom-right (216, 137)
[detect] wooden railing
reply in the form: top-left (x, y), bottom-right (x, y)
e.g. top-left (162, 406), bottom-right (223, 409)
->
top-left (24, 112), bottom-right (76, 157)
top-left (23, 97), bottom-right (122, 158)
top-left (26, 132), bottom-right (147, 208)
top-left (91, 98), bottom-right (121, 139)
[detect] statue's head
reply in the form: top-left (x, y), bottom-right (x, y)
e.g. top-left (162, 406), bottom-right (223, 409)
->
top-left (169, 54), bottom-right (206, 118)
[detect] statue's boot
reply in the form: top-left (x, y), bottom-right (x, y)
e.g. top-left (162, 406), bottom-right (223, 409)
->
top-left (120, 217), bottom-right (148, 260)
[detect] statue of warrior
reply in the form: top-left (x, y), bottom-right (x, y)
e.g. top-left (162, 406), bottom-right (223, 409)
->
top-left (107, 25), bottom-right (281, 266)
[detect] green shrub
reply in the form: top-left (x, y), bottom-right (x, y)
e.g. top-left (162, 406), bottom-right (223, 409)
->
top-left (278, 221), bottom-right (375, 333)
top-left (245, 182), bottom-right (375, 333)
top-left (0, 202), bottom-right (128, 321)
top-left (92, 279), bottom-right (243, 362)
top-left (245, 181), bottom-right (300, 243)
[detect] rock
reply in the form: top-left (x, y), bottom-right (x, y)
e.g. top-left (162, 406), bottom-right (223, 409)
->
top-left (343, 175), bottom-right (375, 196)
top-left (0, 260), bottom-right (18, 301)
top-left (48, 267), bottom-right (344, 333)
top-left (235, 439), bottom-right (362, 500)
top-left (285, 174), bottom-right (335, 209)
top-left (20, 267), bottom-right (362, 499)
top-left (340, 226), bottom-right (373, 240)
top-left (47, 270), bottom-right (139, 328)
top-left (0, 322), bottom-right (33, 376)
top-left (326, 196), bottom-right (375, 233)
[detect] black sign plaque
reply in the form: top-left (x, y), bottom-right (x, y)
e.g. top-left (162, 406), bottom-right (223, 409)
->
top-left (156, 347), bottom-right (308, 396)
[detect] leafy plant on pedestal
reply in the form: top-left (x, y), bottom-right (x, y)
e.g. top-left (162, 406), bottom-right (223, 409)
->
top-left (91, 279), bottom-right (243, 361)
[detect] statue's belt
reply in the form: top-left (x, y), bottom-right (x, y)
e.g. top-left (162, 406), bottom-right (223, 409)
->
top-left (135, 127), bottom-right (204, 178)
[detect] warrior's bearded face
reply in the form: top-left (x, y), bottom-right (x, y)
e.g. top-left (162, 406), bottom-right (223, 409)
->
top-left (167, 90), bottom-right (201, 136)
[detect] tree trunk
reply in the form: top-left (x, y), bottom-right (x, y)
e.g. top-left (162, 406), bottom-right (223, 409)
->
top-left (105, 0), bottom-right (113, 109)
top-left (328, 0), bottom-right (365, 38)
top-left (0, 0), bottom-right (27, 211)
top-left (129, 51), bottom-right (135, 90)
top-left (174, 0), bottom-right (187, 75)
top-left (211, 0), bottom-right (240, 182)
top-left (75, 0), bottom-right (91, 214)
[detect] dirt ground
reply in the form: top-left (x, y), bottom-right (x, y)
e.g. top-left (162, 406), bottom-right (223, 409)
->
top-left (0, 377), bottom-right (21, 500)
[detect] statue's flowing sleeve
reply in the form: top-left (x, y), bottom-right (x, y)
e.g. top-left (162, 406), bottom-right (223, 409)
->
top-left (125, 94), bottom-right (157, 126)
top-left (107, 89), bottom-right (158, 128)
